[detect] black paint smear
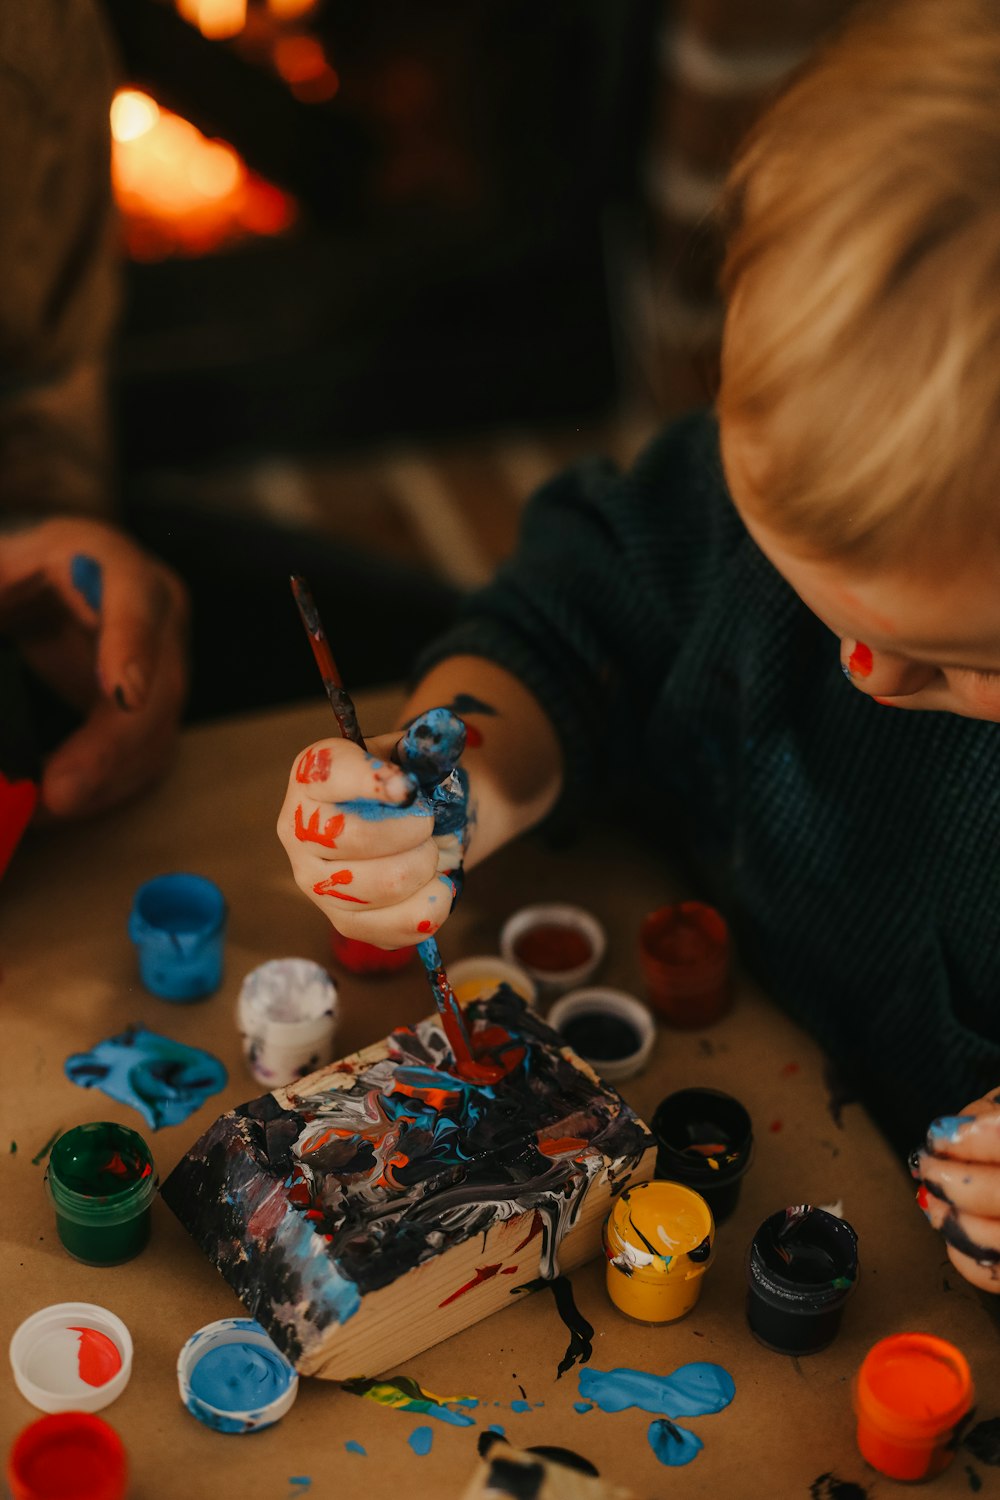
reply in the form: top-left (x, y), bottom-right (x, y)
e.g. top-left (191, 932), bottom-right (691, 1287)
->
top-left (965, 1418), bottom-right (1000, 1465)
top-left (822, 1060), bottom-right (858, 1130)
top-left (941, 1215), bottom-right (1000, 1267)
top-left (528, 1446), bottom-right (598, 1476)
top-left (809, 1473), bottom-right (869, 1499)
top-left (486, 1457), bottom-right (545, 1500)
top-left (966, 1464), bottom-right (983, 1493)
top-left (513, 1274), bottom-right (594, 1379)
top-left (518, 1383), bottom-right (528, 1402)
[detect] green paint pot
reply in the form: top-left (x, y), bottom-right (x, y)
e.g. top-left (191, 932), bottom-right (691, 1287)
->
top-left (45, 1122), bottom-right (158, 1266)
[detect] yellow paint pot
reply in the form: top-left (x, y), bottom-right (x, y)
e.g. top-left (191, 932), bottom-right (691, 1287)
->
top-left (603, 1180), bottom-right (714, 1324)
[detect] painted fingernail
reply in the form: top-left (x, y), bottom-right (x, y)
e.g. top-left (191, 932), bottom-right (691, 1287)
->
top-left (928, 1114), bottom-right (975, 1144)
top-left (845, 641), bottom-right (873, 677)
top-left (70, 553), bottom-right (103, 612)
top-left (915, 1184), bottom-right (932, 1216)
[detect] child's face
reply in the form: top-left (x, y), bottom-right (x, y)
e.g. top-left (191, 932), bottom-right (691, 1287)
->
top-left (720, 422), bottom-right (1000, 722)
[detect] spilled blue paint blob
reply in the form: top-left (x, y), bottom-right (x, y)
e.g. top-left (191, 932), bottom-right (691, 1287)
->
top-left (190, 1342), bottom-right (293, 1413)
top-left (408, 1426), bottom-right (434, 1456)
top-left (574, 1401), bottom-right (593, 1414)
top-left (70, 553), bottom-right (103, 611)
top-left (928, 1115), bottom-right (976, 1143)
top-left (65, 1024), bottom-right (228, 1130)
top-left (511, 1400), bottom-right (532, 1413)
top-left (288, 1481), bottom-right (312, 1492)
top-left (577, 1363), bottom-right (735, 1418)
top-left (423, 1403), bottom-right (476, 1428)
top-left (488, 1424), bottom-right (506, 1437)
top-left (345, 1441), bottom-right (366, 1456)
top-left (648, 1419), bottom-right (704, 1467)
top-left (457, 1398), bottom-right (479, 1409)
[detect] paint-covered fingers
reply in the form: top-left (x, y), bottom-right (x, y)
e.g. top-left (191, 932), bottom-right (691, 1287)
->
top-left (293, 838), bottom-right (441, 919)
top-left (912, 1087), bottom-right (1000, 1294)
top-left (312, 869), bottom-right (462, 949)
top-left (278, 739), bottom-right (431, 859)
top-left (922, 1094), bottom-right (1000, 1163)
top-left (915, 1153), bottom-right (1000, 1219)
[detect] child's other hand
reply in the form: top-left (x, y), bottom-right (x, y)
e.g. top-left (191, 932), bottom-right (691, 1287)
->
top-left (912, 1089), bottom-right (1000, 1292)
top-left (277, 731), bottom-right (462, 949)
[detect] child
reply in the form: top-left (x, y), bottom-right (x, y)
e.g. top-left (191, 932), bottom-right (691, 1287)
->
top-left (278, 0), bottom-right (1000, 1294)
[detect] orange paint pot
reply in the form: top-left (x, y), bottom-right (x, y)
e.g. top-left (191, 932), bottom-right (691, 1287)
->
top-left (854, 1333), bottom-right (974, 1482)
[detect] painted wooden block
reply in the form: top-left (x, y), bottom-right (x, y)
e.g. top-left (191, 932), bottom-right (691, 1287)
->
top-left (162, 988), bottom-right (655, 1378)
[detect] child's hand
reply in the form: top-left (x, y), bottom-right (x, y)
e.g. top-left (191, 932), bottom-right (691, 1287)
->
top-left (912, 1089), bottom-right (1000, 1292)
top-left (277, 719), bottom-right (467, 949)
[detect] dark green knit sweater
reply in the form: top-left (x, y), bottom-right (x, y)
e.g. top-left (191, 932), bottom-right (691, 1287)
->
top-left (422, 410), bottom-right (1000, 1157)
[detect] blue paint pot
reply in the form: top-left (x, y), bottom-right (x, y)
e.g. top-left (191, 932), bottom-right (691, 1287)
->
top-left (177, 1318), bottom-right (298, 1435)
top-left (745, 1206), bottom-right (859, 1355)
top-left (128, 873), bottom-right (227, 1001)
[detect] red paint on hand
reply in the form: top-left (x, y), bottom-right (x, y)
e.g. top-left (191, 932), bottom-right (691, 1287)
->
top-left (916, 1184), bottom-right (931, 1214)
top-left (417, 919), bottom-right (435, 934)
top-left (313, 869), bottom-right (368, 903)
top-left (780, 1062), bottom-right (801, 1077)
top-left (848, 642), bottom-right (874, 677)
top-left (295, 805), bottom-right (346, 848)
top-left (296, 746), bottom-right (333, 783)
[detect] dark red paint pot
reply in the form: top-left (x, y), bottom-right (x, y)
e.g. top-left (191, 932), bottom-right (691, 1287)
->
top-left (638, 901), bottom-right (731, 1027)
top-left (329, 929), bottom-right (416, 976)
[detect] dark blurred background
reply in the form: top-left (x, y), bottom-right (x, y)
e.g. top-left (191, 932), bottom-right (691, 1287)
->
top-left (99, 0), bottom-right (854, 591)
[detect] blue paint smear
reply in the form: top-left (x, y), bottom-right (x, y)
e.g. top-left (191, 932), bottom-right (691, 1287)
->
top-left (70, 553), bottom-right (103, 611)
top-left (336, 796), bottom-right (431, 822)
top-left (577, 1363), bottom-right (735, 1418)
top-left (928, 1114), bottom-right (976, 1143)
top-left (573, 1402), bottom-right (593, 1414)
top-left (345, 1441), bottom-right (366, 1456)
top-left (288, 1481), bottom-right (312, 1492)
top-left (425, 1404), bottom-right (476, 1427)
top-left (65, 1024), bottom-right (227, 1130)
top-left (511, 1400), bottom-right (532, 1413)
top-left (648, 1419), bottom-right (704, 1467)
top-left (408, 1426), bottom-right (434, 1456)
top-left (190, 1342), bottom-right (293, 1412)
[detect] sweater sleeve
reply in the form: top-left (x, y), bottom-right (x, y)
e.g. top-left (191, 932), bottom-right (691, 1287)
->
top-left (416, 410), bottom-right (740, 817)
top-left (0, 0), bottom-right (121, 521)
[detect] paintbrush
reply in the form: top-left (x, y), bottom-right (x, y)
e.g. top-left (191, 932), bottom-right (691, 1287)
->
top-left (289, 574), bottom-right (490, 1078)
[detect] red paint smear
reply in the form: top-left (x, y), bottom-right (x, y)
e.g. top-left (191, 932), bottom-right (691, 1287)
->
top-left (769, 1119), bottom-right (783, 1133)
top-left (0, 772), bottom-right (37, 880)
top-left (511, 1210), bottom-right (544, 1253)
top-left (916, 1184), bottom-right (931, 1213)
top-left (439, 1263), bottom-right (503, 1307)
top-left (780, 1062), bottom-right (801, 1077)
top-left (313, 869), bottom-right (368, 903)
top-left (295, 805), bottom-right (346, 848)
top-left (464, 724), bottom-right (483, 749)
top-left (68, 1328), bottom-right (122, 1387)
top-left (501, 1266), bottom-right (519, 1275)
top-left (248, 1190), bottom-right (288, 1240)
top-left (417, 920), bottom-right (434, 933)
top-left (848, 642), bottom-right (873, 677)
top-left (295, 746), bottom-right (332, 783)
top-left (537, 1136), bottom-right (588, 1157)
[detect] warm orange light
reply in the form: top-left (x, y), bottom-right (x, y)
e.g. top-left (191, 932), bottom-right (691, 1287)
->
top-left (266, 0), bottom-right (318, 18)
top-left (273, 34), bottom-right (327, 84)
top-left (110, 88), bottom-right (295, 259)
top-left (175, 0), bottom-right (247, 41)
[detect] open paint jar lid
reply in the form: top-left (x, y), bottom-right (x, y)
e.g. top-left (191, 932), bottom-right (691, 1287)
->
top-left (9, 1303), bottom-right (133, 1414)
top-left (178, 1318), bottom-right (299, 1434)
top-left (499, 903), bottom-right (606, 996)
top-left (548, 987), bottom-right (656, 1081)
top-left (448, 954), bottom-right (538, 1007)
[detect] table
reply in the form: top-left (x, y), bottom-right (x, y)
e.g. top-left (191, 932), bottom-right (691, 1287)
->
top-left (2, 692), bottom-right (998, 1499)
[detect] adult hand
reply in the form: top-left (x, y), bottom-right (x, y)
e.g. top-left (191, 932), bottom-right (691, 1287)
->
top-left (277, 719), bottom-right (467, 949)
top-left (912, 1088), bottom-right (1000, 1293)
top-left (0, 517), bottom-right (189, 818)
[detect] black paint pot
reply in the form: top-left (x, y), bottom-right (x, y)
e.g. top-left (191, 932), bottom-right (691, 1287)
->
top-left (745, 1205), bottom-right (859, 1355)
top-left (650, 1088), bottom-right (753, 1223)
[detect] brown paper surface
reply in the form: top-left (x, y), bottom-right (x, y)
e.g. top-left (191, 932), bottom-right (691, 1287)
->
top-left (2, 692), bottom-right (998, 1500)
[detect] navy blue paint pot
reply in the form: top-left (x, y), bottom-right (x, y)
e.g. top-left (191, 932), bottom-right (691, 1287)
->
top-left (651, 1088), bottom-right (753, 1224)
top-left (128, 872), bottom-right (227, 1001)
top-left (745, 1205), bottom-right (859, 1355)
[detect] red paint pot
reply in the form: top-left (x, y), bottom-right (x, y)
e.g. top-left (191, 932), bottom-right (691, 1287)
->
top-left (638, 902), bottom-right (731, 1028)
top-left (7, 1412), bottom-right (127, 1500)
top-left (329, 929), bottom-right (416, 976)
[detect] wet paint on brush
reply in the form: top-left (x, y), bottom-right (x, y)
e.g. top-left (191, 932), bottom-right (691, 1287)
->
top-left (343, 1375), bottom-right (478, 1427)
top-left (511, 1275), bottom-right (593, 1378)
top-left (162, 988), bottom-right (652, 1367)
top-left (65, 1025), bottom-right (227, 1130)
top-left (408, 1425), bottom-right (433, 1456)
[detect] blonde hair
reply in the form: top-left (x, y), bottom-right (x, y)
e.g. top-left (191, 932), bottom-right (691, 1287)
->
top-left (717, 0), bottom-right (1000, 568)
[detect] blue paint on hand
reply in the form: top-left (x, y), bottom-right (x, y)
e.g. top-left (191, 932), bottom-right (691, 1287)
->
top-left (577, 1363), bottom-right (735, 1417)
top-left (928, 1114), bottom-right (976, 1144)
top-left (648, 1418), bottom-right (704, 1467)
top-left (336, 795), bottom-right (432, 822)
top-left (408, 1426), bottom-right (434, 1456)
top-left (398, 708), bottom-right (467, 788)
top-left (345, 1441), bottom-right (367, 1456)
top-left (70, 553), bottom-right (103, 611)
